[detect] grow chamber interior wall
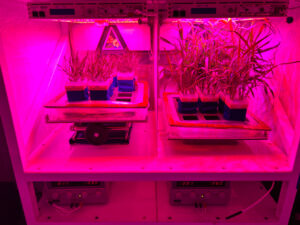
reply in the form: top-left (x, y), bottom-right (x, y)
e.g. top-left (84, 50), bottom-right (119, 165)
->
top-left (246, 16), bottom-right (300, 161)
top-left (70, 23), bottom-right (154, 108)
top-left (1, 20), bottom-right (66, 165)
top-left (31, 181), bottom-right (280, 223)
top-left (0, 19), bottom-right (154, 167)
top-left (158, 16), bottom-right (300, 163)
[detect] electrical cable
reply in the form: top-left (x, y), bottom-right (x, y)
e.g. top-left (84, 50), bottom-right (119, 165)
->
top-left (225, 182), bottom-right (275, 220)
top-left (52, 202), bottom-right (83, 215)
top-left (199, 202), bottom-right (204, 217)
top-left (288, 6), bottom-right (300, 10)
top-left (203, 203), bottom-right (207, 216)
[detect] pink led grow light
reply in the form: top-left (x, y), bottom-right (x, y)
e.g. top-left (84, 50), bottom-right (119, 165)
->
top-left (166, 17), bottom-right (267, 24)
top-left (51, 18), bottom-right (140, 25)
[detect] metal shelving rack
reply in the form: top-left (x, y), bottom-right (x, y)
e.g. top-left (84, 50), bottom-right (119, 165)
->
top-left (1, 1), bottom-right (300, 225)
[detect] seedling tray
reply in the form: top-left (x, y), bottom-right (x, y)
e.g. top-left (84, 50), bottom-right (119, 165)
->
top-left (163, 93), bottom-right (271, 140)
top-left (44, 82), bottom-right (149, 123)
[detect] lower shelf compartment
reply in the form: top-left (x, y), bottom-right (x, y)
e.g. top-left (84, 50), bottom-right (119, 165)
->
top-left (37, 182), bottom-right (156, 223)
top-left (157, 182), bottom-right (278, 223)
top-left (36, 181), bottom-right (279, 224)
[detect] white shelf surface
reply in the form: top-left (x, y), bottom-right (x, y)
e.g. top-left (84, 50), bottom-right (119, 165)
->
top-left (24, 113), bottom-right (156, 178)
top-left (157, 136), bottom-right (291, 176)
top-left (157, 181), bottom-right (278, 224)
top-left (23, 111), bottom-right (292, 181)
top-left (36, 182), bottom-right (278, 224)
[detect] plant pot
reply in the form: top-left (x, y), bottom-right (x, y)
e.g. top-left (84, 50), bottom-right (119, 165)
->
top-left (117, 72), bottom-right (135, 92)
top-left (218, 92), bottom-right (226, 113)
top-left (198, 93), bottom-right (218, 114)
top-left (177, 93), bottom-right (199, 114)
top-left (88, 79), bottom-right (114, 101)
top-left (65, 83), bottom-right (88, 102)
top-left (223, 97), bottom-right (248, 121)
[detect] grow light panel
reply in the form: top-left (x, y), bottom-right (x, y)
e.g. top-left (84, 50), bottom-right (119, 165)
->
top-left (27, 1), bottom-right (147, 19)
top-left (166, 0), bottom-right (288, 18)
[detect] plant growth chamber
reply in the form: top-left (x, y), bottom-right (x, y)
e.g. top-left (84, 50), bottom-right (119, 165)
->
top-left (1, 0), bottom-right (300, 225)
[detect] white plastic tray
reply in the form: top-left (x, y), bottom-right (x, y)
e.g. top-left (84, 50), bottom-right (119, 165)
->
top-left (44, 82), bottom-right (149, 123)
top-left (163, 93), bottom-right (271, 140)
